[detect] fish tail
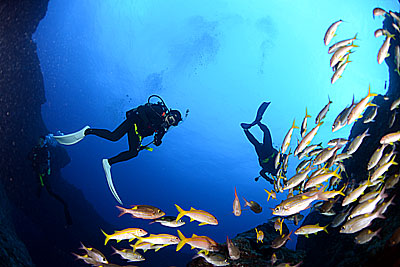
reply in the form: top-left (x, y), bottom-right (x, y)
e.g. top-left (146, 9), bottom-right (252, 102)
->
top-left (292, 119), bottom-right (299, 129)
top-left (389, 155), bottom-right (398, 165)
top-left (79, 241), bottom-right (86, 251)
top-left (305, 107), bottom-right (311, 118)
top-left (338, 184), bottom-right (347, 196)
top-left (176, 230), bottom-right (187, 251)
top-left (323, 224), bottom-right (329, 234)
top-left (333, 166), bottom-right (341, 178)
top-left (367, 84), bottom-right (378, 97)
top-left (175, 204), bottom-right (186, 222)
top-left (264, 189), bottom-right (272, 202)
top-left (242, 196), bottom-right (249, 207)
top-left (234, 186), bottom-right (239, 198)
top-left (116, 205), bottom-right (126, 217)
top-left (101, 229), bottom-right (110, 246)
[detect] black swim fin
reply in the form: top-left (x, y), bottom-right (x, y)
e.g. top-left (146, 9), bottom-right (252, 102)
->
top-left (241, 102), bottom-right (270, 130)
top-left (254, 102), bottom-right (270, 124)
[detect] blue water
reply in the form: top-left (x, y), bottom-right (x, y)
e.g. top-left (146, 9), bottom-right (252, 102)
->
top-left (33, 0), bottom-right (398, 265)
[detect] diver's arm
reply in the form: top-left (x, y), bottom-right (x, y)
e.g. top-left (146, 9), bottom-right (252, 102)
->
top-left (259, 169), bottom-right (274, 184)
top-left (153, 127), bottom-right (167, 146)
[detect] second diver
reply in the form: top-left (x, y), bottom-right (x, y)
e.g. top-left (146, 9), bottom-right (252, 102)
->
top-left (241, 102), bottom-right (286, 185)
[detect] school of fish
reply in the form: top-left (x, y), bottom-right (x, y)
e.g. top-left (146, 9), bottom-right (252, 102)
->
top-left (72, 7), bottom-right (400, 267)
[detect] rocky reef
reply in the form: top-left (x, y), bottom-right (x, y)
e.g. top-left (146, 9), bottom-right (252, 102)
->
top-left (188, 222), bottom-right (305, 267)
top-left (0, 1), bottom-right (116, 266)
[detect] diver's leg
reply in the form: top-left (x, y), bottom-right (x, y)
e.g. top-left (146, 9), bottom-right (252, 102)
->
top-left (85, 119), bottom-right (131, 142)
top-left (44, 181), bottom-right (73, 225)
top-left (103, 127), bottom-right (141, 205)
top-left (108, 126), bottom-right (141, 165)
top-left (258, 122), bottom-right (274, 151)
top-left (243, 129), bottom-right (263, 157)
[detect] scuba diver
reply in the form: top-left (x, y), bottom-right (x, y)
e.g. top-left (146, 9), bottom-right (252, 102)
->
top-left (53, 95), bottom-right (183, 205)
top-left (29, 136), bottom-right (73, 226)
top-left (241, 102), bottom-right (285, 184)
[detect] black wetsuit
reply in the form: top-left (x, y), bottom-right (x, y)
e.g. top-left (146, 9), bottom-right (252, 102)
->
top-left (29, 143), bottom-right (73, 226)
top-left (85, 103), bottom-right (169, 165)
top-left (244, 122), bottom-right (279, 183)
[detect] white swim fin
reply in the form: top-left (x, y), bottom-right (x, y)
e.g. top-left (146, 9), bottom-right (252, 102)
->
top-left (102, 159), bottom-right (123, 205)
top-left (53, 126), bottom-right (90, 145)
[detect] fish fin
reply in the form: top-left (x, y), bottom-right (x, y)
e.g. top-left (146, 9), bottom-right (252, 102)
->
top-left (155, 244), bottom-right (169, 252)
top-left (292, 119), bottom-right (299, 129)
top-left (174, 204), bottom-right (186, 222)
top-left (190, 218), bottom-right (194, 222)
top-left (305, 107), bottom-right (311, 118)
top-left (176, 230), bottom-right (186, 251)
top-left (190, 207), bottom-right (196, 211)
top-left (305, 234), bottom-right (309, 238)
top-left (101, 229), bottom-right (110, 246)
top-left (116, 206), bottom-right (126, 217)
top-left (192, 234), bottom-right (198, 237)
top-left (117, 239), bottom-right (121, 243)
top-left (242, 196), bottom-right (249, 207)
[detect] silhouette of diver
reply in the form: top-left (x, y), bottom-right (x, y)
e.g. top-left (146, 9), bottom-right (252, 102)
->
top-left (241, 102), bottom-right (284, 184)
top-left (53, 95), bottom-right (183, 204)
top-left (29, 136), bottom-right (73, 226)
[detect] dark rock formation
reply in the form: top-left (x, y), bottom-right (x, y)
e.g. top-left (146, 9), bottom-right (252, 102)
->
top-left (188, 222), bottom-right (305, 266)
top-left (0, 1), bottom-right (116, 266)
top-left (0, 171), bottom-right (33, 267)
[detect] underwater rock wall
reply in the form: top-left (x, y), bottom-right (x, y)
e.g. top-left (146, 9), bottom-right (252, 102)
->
top-left (0, 1), bottom-right (116, 266)
top-left (0, 172), bottom-right (34, 267)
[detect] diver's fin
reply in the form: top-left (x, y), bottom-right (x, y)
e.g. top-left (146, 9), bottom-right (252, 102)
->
top-left (241, 102), bottom-right (270, 130)
top-left (254, 102), bottom-right (270, 124)
top-left (53, 126), bottom-right (90, 145)
top-left (240, 123), bottom-right (252, 130)
top-left (102, 159), bottom-right (123, 205)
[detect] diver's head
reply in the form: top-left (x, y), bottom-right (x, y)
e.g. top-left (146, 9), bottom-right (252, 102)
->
top-left (165, 109), bottom-right (182, 126)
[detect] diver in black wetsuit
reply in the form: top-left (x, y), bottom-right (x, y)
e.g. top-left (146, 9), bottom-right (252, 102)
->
top-left (29, 136), bottom-right (73, 226)
top-left (84, 99), bottom-right (182, 165)
top-left (53, 95), bottom-right (183, 204)
top-left (241, 102), bottom-right (283, 184)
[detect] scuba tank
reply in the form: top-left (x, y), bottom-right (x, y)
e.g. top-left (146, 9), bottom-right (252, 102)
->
top-left (125, 94), bottom-right (168, 120)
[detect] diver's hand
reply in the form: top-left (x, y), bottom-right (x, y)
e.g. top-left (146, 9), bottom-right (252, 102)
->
top-left (153, 138), bottom-right (162, 146)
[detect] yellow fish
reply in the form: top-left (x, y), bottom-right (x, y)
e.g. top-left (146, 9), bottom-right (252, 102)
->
top-left (176, 230), bottom-right (219, 252)
top-left (175, 204), bottom-right (218, 226)
top-left (264, 189), bottom-right (277, 202)
top-left (101, 228), bottom-right (147, 245)
top-left (255, 228), bottom-right (264, 243)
